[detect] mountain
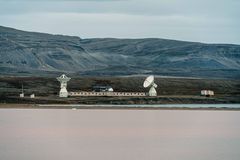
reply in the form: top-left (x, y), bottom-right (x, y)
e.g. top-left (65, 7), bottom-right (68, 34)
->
top-left (0, 26), bottom-right (240, 79)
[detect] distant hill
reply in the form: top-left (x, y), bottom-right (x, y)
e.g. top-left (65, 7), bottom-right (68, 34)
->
top-left (0, 26), bottom-right (240, 79)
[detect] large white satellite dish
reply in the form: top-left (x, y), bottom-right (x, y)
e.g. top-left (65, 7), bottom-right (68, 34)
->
top-left (143, 75), bottom-right (154, 88)
top-left (57, 74), bottom-right (71, 98)
top-left (143, 75), bottom-right (158, 96)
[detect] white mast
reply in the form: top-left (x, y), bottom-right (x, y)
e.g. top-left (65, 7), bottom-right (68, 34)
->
top-left (20, 83), bottom-right (24, 98)
top-left (22, 83), bottom-right (24, 94)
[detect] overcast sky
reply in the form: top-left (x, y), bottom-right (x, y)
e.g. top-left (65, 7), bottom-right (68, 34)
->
top-left (0, 0), bottom-right (239, 44)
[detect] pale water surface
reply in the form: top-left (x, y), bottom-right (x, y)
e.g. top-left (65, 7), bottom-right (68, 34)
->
top-left (0, 108), bottom-right (240, 160)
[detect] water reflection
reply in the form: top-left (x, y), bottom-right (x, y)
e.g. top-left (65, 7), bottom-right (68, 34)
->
top-left (0, 109), bottom-right (240, 160)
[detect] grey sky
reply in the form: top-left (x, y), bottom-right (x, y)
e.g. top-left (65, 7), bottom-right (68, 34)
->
top-left (0, 0), bottom-right (239, 44)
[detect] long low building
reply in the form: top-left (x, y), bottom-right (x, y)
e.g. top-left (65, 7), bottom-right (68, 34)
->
top-left (69, 91), bottom-right (147, 97)
top-left (201, 90), bottom-right (214, 97)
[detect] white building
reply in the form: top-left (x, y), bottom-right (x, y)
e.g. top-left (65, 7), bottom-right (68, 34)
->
top-left (30, 94), bottom-right (35, 98)
top-left (69, 91), bottom-right (146, 97)
top-left (20, 93), bottom-right (24, 98)
top-left (201, 90), bottom-right (214, 97)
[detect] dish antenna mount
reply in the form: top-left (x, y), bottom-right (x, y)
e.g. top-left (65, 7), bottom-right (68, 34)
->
top-left (143, 75), bottom-right (158, 96)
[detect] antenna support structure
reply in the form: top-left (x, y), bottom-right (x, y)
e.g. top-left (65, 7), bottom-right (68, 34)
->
top-left (143, 75), bottom-right (158, 97)
top-left (20, 83), bottom-right (24, 98)
top-left (57, 74), bottom-right (71, 98)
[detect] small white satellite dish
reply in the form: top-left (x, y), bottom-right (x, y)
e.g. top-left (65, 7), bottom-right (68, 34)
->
top-left (108, 87), bottom-right (114, 92)
top-left (143, 75), bottom-right (158, 96)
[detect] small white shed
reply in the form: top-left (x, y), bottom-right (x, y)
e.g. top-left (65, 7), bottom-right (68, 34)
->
top-left (201, 90), bottom-right (214, 97)
top-left (30, 94), bottom-right (35, 98)
top-left (20, 93), bottom-right (24, 98)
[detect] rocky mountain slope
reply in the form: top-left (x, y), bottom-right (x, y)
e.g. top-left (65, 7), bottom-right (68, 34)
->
top-left (0, 26), bottom-right (240, 78)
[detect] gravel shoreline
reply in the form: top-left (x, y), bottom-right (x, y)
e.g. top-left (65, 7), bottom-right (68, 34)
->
top-left (1, 103), bottom-right (240, 111)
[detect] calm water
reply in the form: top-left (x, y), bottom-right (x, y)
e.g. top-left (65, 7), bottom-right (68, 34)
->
top-left (0, 109), bottom-right (240, 160)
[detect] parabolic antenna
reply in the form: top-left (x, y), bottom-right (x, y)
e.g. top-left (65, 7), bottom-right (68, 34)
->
top-left (57, 74), bottom-right (71, 98)
top-left (143, 75), bottom-right (154, 88)
top-left (143, 75), bottom-right (158, 96)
